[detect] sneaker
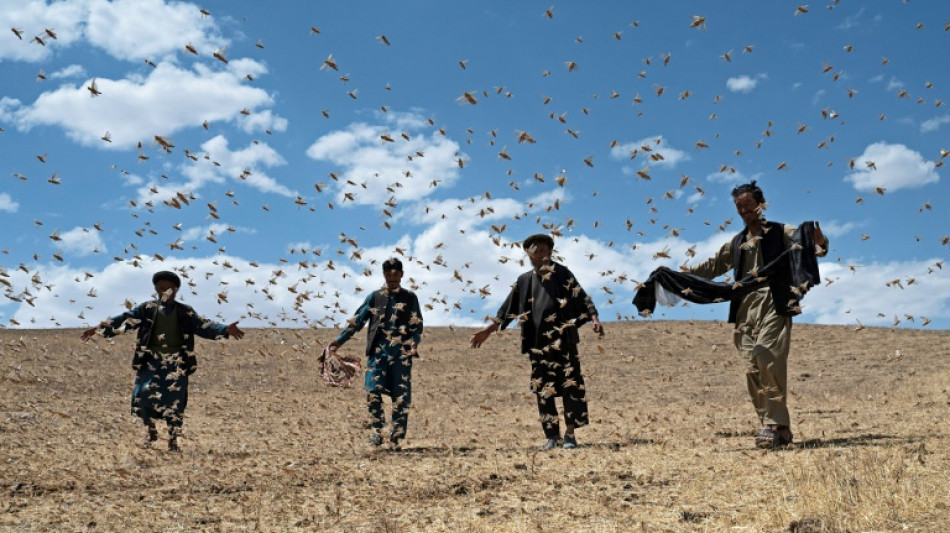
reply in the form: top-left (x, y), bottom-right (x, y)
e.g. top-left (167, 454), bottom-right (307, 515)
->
top-left (369, 433), bottom-right (383, 446)
top-left (563, 434), bottom-right (578, 449)
top-left (541, 438), bottom-right (561, 451)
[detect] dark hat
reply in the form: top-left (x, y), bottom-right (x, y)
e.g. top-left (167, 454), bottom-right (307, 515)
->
top-left (152, 270), bottom-right (181, 288)
top-left (523, 233), bottom-right (554, 251)
top-left (382, 257), bottom-right (403, 272)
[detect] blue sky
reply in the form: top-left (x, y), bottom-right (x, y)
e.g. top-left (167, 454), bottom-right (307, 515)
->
top-left (1, 0), bottom-right (947, 330)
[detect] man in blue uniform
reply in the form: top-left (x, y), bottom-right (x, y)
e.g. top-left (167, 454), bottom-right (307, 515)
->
top-left (329, 258), bottom-right (423, 449)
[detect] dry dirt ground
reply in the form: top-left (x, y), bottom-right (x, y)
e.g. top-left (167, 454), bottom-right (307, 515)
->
top-left (1, 322), bottom-right (948, 532)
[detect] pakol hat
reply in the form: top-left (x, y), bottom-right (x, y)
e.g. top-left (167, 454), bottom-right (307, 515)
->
top-left (523, 233), bottom-right (554, 251)
top-left (152, 270), bottom-right (181, 288)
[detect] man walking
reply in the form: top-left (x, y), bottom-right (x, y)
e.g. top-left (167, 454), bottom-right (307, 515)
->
top-left (685, 181), bottom-right (828, 449)
top-left (329, 258), bottom-right (423, 449)
top-left (470, 234), bottom-right (603, 450)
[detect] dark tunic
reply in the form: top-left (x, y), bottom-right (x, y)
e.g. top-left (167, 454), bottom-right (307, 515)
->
top-left (494, 262), bottom-right (598, 436)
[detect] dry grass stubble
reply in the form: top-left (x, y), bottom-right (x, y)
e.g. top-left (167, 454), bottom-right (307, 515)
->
top-left (1, 322), bottom-right (948, 531)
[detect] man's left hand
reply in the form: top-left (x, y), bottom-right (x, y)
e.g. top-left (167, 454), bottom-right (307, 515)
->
top-left (591, 317), bottom-right (605, 337)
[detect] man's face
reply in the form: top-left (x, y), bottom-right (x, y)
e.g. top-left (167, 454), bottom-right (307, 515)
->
top-left (383, 269), bottom-right (403, 290)
top-left (154, 280), bottom-right (177, 303)
top-left (527, 242), bottom-right (552, 270)
top-left (733, 192), bottom-right (762, 227)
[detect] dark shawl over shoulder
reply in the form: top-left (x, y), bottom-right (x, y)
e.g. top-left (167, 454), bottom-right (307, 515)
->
top-left (633, 221), bottom-right (821, 321)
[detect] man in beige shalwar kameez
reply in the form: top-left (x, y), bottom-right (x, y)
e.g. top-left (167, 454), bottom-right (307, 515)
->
top-left (687, 181), bottom-right (828, 449)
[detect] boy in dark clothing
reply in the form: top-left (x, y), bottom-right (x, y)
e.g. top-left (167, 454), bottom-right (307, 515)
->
top-left (328, 258), bottom-right (423, 449)
top-left (470, 234), bottom-right (604, 450)
top-left (81, 270), bottom-right (244, 451)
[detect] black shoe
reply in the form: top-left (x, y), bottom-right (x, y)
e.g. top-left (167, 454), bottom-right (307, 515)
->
top-left (141, 427), bottom-right (158, 449)
top-left (563, 434), bottom-right (578, 449)
top-left (369, 433), bottom-right (383, 446)
top-left (755, 427), bottom-right (793, 450)
top-left (541, 438), bottom-right (561, 451)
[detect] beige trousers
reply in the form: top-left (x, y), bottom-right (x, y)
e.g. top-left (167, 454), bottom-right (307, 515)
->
top-left (734, 313), bottom-right (792, 428)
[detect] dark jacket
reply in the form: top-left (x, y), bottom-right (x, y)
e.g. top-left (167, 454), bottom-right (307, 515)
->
top-left (102, 301), bottom-right (228, 375)
top-left (496, 262), bottom-right (598, 354)
top-left (336, 288), bottom-right (424, 357)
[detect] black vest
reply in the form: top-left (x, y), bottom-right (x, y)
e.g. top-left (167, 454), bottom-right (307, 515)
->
top-left (728, 221), bottom-right (796, 323)
top-left (132, 301), bottom-right (198, 374)
top-left (363, 289), bottom-right (419, 357)
top-left (514, 263), bottom-right (587, 353)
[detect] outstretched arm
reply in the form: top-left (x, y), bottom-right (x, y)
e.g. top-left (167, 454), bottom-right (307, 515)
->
top-left (685, 240), bottom-right (732, 279)
top-left (469, 321), bottom-right (500, 348)
top-left (471, 280), bottom-right (519, 349)
top-left (329, 294), bottom-right (374, 350)
top-left (80, 304), bottom-right (148, 341)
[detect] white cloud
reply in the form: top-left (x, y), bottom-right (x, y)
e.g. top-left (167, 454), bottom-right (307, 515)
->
top-left (0, 193), bottom-right (19, 213)
top-left (886, 77), bottom-right (904, 91)
top-left (0, 0), bottom-right (88, 62)
top-left (14, 62), bottom-right (273, 148)
top-left (838, 7), bottom-right (866, 30)
top-left (811, 89), bottom-right (825, 106)
top-left (818, 220), bottom-right (862, 238)
top-left (685, 191), bottom-right (706, 204)
top-left (0, 0), bottom-right (225, 63)
top-left (0, 96), bottom-right (21, 122)
top-left (50, 64), bottom-right (86, 79)
top-left (610, 135), bottom-right (689, 170)
top-left (921, 114), bottom-right (950, 133)
top-left (57, 226), bottom-right (106, 256)
top-left (131, 136), bottom-right (292, 205)
top-left (237, 109), bottom-right (288, 134)
top-left (85, 0), bottom-right (225, 61)
top-left (726, 74), bottom-right (767, 94)
top-left (306, 112), bottom-right (464, 206)
top-left (804, 259), bottom-right (950, 327)
top-left (193, 135), bottom-right (293, 197)
top-left (181, 223), bottom-right (234, 243)
top-left (6, 207), bottom-right (948, 330)
top-left (844, 142), bottom-right (939, 192)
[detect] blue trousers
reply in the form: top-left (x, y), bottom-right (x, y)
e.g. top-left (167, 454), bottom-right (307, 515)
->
top-left (365, 346), bottom-right (413, 439)
top-left (131, 359), bottom-right (188, 429)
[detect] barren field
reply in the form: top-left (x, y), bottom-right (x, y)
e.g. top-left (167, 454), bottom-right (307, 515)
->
top-left (1, 322), bottom-right (948, 532)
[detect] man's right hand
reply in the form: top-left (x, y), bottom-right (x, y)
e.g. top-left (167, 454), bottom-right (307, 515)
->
top-left (469, 329), bottom-right (491, 348)
top-left (80, 327), bottom-right (98, 341)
